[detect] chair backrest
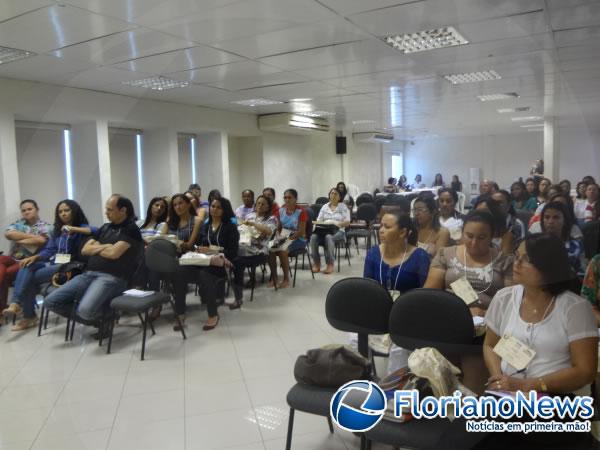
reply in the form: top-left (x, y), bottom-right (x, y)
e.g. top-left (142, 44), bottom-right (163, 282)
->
top-left (326, 278), bottom-right (393, 357)
top-left (315, 197), bottom-right (328, 205)
top-left (583, 221), bottom-right (600, 259)
top-left (456, 191), bottom-right (466, 214)
top-left (356, 203), bottom-right (377, 222)
top-left (145, 239), bottom-right (179, 273)
top-left (304, 208), bottom-right (313, 242)
top-left (309, 203), bottom-right (322, 221)
top-left (356, 192), bottom-right (374, 207)
top-left (515, 209), bottom-right (533, 230)
top-left (383, 194), bottom-right (411, 213)
top-left (389, 288), bottom-right (474, 358)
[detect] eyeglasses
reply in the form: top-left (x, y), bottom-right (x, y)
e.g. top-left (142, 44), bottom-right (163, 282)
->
top-left (411, 208), bottom-right (429, 214)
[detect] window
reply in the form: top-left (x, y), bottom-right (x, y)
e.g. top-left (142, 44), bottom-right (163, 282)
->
top-left (391, 153), bottom-right (403, 180)
top-left (63, 129), bottom-right (73, 198)
top-left (136, 133), bottom-right (144, 217)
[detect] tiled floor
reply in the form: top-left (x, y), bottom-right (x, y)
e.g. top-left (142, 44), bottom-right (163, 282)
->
top-left (0, 249), bottom-right (387, 450)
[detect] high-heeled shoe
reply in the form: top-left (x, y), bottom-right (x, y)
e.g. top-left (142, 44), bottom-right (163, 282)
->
top-left (229, 300), bottom-right (243, 310)
top-left (202, 315), bottom-right (219, 331)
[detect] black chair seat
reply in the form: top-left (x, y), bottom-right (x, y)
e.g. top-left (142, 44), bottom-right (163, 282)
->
top-left (366, 417), bottom-right (486, 450)
top-left (346, 229), bottom-right (370, 237)
top-left (286, 383), bottom-right (337, 416)
top-left (110, 292), bottom-right (170, 313)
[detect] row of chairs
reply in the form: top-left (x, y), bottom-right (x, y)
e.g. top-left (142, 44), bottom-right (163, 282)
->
top-left (285, 278), bottom-right (484, 450)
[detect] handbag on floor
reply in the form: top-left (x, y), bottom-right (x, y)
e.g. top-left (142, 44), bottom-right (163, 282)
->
top-left (294, 344), bottom-right (371, 387)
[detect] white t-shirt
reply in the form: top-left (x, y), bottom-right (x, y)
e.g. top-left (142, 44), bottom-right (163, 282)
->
top-left (486, 285), bottom-right (598, 379)
top-left (439, 215), bottom-right (463, 241)
top-left (317, 202), bottom-right (351, 230)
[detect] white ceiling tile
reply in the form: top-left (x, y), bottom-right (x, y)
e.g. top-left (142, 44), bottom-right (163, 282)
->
top-left (149, 0), bottom-right (337, 45)
top-left (260, 39), bottom-right (406, 71)
top-left (348, 0), bottom-right (544, 36)
top-left (0, 54), bottom-right (96, 85)
top-left (295, 61), bottom-right (427, 84)
top-left (0, 4), bottom-right (134, 53)
top-left (64, 0), bottom-right (242, 24)
top-left (235, 81), bottom-right (358, 101)
top-left (206, 71), bottom-right (310, 91)
top-left (168, 61), bottom-right (283, 86)
top-left (112, 46), bottom-right (243, 74)
top-left (211, 19), bottom-right (370, 60)
top-left (0, 0), bottom-right (53, 22)
top-left (549, 3), bottom-right (600, 30)
top-left (554, 25), bottom-right (600, 48)
top-left (458, 11), bottom-right (549, 43)
top-left (51, 29), bottom-right (194, 65)
top-left (318, 0), bottom-right (417, 16)
top-left (62, 67), bottom-right (155, 89)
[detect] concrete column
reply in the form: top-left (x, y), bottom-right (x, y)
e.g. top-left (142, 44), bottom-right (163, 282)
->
top-left (543, 117), bottom-right (559, 182)
top-left (197, 132), bottom-right (229, 197)
top-left (0, 109), bottom-right (19, 253)
top-left (142, 128), bottom-right (179, 203)
top-left (220, 132), bottom-right (230, 199)
top-left (71, 120), bottom-right (111, 226)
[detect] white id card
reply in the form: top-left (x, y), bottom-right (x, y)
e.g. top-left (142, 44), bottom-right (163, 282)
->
top-left (389, 290), bottom-right (401, 301)
top-left (55, 253), bottom-right (71, 264)
top-left (450, 277), bottom-right (479, 305)
top-left (493, 334), bottom-right (536, 371)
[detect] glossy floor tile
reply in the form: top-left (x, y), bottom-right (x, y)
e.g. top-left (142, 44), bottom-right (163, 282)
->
top-left (0, 250), bottom-right (382, 450)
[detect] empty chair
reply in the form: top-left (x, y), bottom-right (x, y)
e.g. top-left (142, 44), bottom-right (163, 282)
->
top-left (356, 192), bottom-right (374, 207)
top-left (285, 278), bottom-right (393, 450)
top-left (309, 203), bottom-right (321, 220)
top-left (315, 196), bottom-right (328, 205)
top-left (346, 203), bottom-right (378, 253)
top-left (106, 239), bottom-right (186, 360)
top-left (364, 288), bottom-right (484, 450)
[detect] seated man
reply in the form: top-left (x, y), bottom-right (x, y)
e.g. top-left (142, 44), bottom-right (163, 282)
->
top-left (235, 189), bottom-right (255, 221)
top-left (44, 195), bottom-right (142, 325)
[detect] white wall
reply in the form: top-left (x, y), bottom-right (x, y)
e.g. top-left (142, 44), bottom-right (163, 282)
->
top-left (558, 127), bottom-right (600, 183)
top-left (197, 132), bottom-right (228, 198)
top-left (178, 135), bottom-right (193, 193)
top-left (403, 133), bottom-right (543, 192)
top-left (345, 138), bottom-right (385, 195)
top-left (228, 136), bottom-right (264, 206)
top-left (16, 126), bottom-right (67, 221)
top-left (108, 130), bottom-right (140, 216)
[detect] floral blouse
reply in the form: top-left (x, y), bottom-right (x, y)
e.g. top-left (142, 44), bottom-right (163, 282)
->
top-left (582, 254), bottom-right (600, 308)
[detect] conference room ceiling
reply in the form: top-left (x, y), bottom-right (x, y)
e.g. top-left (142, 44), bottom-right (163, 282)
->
top-left (0, 0), bottom-right (599, 138)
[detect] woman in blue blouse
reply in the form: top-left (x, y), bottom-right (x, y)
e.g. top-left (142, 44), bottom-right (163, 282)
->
top-left (3, 200), bottom-right (95, 331)
top-left (363, 210), bottom-right (431, 373)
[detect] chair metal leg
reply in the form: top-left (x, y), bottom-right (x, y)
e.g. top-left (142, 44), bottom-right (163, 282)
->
top-left (170, 300), bottom-right (186, 340)
top-left (346, 243), bottom-right (351, 266)
top-left (98, 316), bottom-right (105, 347)
top-left (37, 305), bottom-right (45, 337)
top-left (64, 317), bottom-right (71, 342)
top-left (69, 318), bottom-right (76, 341)
top-left (306, 251), bottom-right (315, 280)
top-left (292, 256), bottom-right (299, 288)
top-left (327, 416), bottom-right (334, 433)
top-left (360, 435), bottom-right (366, 450)
top-left (43, 307), bottom-right (50, 329)
top-left (106, 316), bottom-right (115, 354)
top-left (285, 408), bottom-right (295, 450)
top-left (250, 266), bottom-right (257, 302)
top-left (140, 310), bottom-right (148, 361)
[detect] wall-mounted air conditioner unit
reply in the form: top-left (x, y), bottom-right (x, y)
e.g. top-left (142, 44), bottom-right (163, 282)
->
top-left (258, 113), bottom-right (329, 135)
top-left (352, 131), bottom-right (394, 143)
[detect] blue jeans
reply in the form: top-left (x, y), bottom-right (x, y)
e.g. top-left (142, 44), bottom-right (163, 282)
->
top-left (310, 230), bottom-right (345, 265)
top-left (43, 271), bottom-right (127, 321)
top-left (11, 262), bottom-right (60, 318)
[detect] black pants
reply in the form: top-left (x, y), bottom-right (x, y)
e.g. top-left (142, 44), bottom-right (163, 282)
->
top-left (173, 266), bottom-right (225, 317)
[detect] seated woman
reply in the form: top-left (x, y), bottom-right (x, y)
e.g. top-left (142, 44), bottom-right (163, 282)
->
top-left (450, 175), bottom-right (462, 193)
top-left (383, 177), bottom-right (398, 193)
top-left (437, 188), bottom-right (464, 242)
top-left (535, 177), bottom-right (552, 210)
top-left (525, 177), bottom-right (537, 199)
top-left (397, 175), bottom-right (409, 192)
top-left (1, 199), bottom-right (51, 312)
top-left (310, 187), bottom-right (351, 274)
top-left (431, 173), bottom-right (445, 188)
top-left (474, 196), bottom-right (514, 254)
top-left (162, 194), bottom-right (202, 328)
top-left (2, 200), bottom-right (94, 331)
top-left (412, 194), bottom-right (450, 257)
top-left (581, 254), bottom-right (600, 325)
top-left (583, 182), bottom-right (599, 223)
top-left (363, 211), bottom-right (430, 373)
top-left (231, 195), bottom-right (278, 309)
top-left (539, 201), bottom-right (584, 276)
top-left (573, 181), bottom-right (588, 223)
top-left (492, 190), bottom-right (525, 242)
top-left (529, 192), bottom-right (582, 239)
top-left (482, 234), bottom-right (597, 450)
top-left (139, 197), bottom-right (168, 237)
top-left (195, 197), bottom-right (239, 330)
top-left (269, 189), bottom-right (308, 289)
top-left (424, 211), bottom-right (514, 317)
top-left (510, 181), bottom-right (537, 211)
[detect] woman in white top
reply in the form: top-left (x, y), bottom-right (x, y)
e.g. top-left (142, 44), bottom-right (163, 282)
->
top-left (437, 188), bottom-right (464, 242)
top-left (412, 194), bottom-right (449, 257)
top-left (483, 233), bottom-right (597, 449)
top-left (310, 187), bottom-right (351, 274)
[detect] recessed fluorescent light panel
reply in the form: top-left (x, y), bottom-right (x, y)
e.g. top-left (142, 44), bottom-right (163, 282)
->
top-left (511, 116), bottom-right (543, 122)
top-left (301, 111), bottom-right (335, 118)
top-left (231, 98), bottom-right (284, 107)
top-left (122, 76), bottom-right (189, 91)
top-left (497, 107), bottom-right (531, 113)
top-left (0, 46), bottom-right (36, 64)
top-left (477, 92), bottom-right (520, 102)
top-left (444, 70), bottom-right (501, 84)
top-left (289, 98), bottom-right (312, 102)
top-left (384, 26), bottom-right (468, 54)
top-left (353, 120), bottom-right (376, 125)
top-left (520, 123), bottom-right (544, 128)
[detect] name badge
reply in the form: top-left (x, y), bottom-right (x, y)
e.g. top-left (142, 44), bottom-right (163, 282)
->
top-left (450, 277), bottom-right (479, 305)
top-left (389, 290), bottom-right (401, 301)
top-left (493, 334), bottom-right (536, 371)
top-left (55, 253), bottom-right (71, 264)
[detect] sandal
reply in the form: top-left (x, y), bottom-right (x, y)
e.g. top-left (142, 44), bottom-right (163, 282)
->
top-left (203, 316), bottom-right (219, 331)
top-left (148, 305), bottom-right (162, 322)
top-left (229, 300), bottom-right (242, 310)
